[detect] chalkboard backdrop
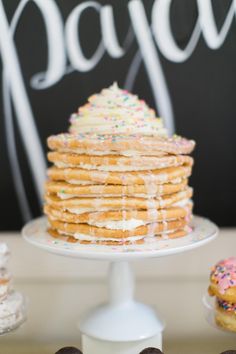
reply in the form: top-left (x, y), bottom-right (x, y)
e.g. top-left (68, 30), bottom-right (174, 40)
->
top-left (0, 0), bottom-right (236, 230)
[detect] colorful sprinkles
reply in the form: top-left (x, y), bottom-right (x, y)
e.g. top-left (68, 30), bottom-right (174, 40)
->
top-left (217, 298), bottom-right (236, 314)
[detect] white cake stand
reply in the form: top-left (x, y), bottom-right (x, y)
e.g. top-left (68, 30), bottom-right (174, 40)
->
top-left (22, 215), bottom-right (218, 354)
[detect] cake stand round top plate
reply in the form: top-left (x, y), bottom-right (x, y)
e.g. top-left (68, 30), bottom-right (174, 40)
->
top-left (22, 216), bottom-right (218, 261)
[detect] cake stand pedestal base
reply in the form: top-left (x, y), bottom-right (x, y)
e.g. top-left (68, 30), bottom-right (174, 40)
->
top-left (79, 262), bottom-right (164, 354)
top-left (22, 216), bottom-right (219, 354)
top-left (82, 334), bottom-right (162, 354)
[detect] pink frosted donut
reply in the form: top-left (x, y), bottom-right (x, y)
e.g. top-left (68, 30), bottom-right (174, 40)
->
top-left (209, 257), bottom-right (236, 332)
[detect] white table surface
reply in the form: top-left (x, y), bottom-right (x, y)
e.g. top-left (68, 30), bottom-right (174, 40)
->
top-left (0, 228), bottom-right (236, 354)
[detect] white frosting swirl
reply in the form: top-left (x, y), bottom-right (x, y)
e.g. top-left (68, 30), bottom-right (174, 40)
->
top-left (0, 243), bottom-right (10, 268)
top-left (69, 83), bottom-right (167, 136)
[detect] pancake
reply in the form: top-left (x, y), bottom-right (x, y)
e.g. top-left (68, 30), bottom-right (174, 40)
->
top-left (47, 151), bottom-right (193, 171)
top-left (45, 179), bottom-right (188, 198)
top-left (47, 133), bottom-right (195, 156)
top-left (48, 217), bottom-right (187, 239)
top-left (47, 165), bottom-right (192, 185)
top-left (45, 187), bottom-right (193, 212)
top-left (48, 227), bottom-right (188, 245)
top-left (55, 148), bottom-right (168, 157)
top-left (44, 204), bottom-right (192, 224)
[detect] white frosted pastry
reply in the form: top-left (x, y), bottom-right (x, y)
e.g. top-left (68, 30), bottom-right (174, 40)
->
top-left (0, 292), bottom-right (25, 333)
top-left (0, 243), bottom-right (10, 268)
top-left (0, 269), bottom-right (11, 301)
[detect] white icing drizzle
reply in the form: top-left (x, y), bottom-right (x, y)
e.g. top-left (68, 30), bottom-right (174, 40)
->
top-left (54, 161), bottom-right (171, 172)
top-left (58, 230), bottom-right (144, 242)
top-left (57, 193), bottom-right (77, 199)
top-left (88, 219), bottom-right (145, 230)
top-left (60, 148), bottom-right (167, 157)
top-left (67, 180), bottom-right (94, 185)
top-left (66, 207), bottom-right (112, 214)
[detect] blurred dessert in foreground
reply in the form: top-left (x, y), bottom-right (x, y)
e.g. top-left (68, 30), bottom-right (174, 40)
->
top-left (0, 269), bottom-right (11, 301)
top-left (139, 348), bottom-right (163, 353)
top-left (45, 83), bottom-right (195, 248)
top-left (0, 243), bottom-right (26, 334)
top-left (0, 243), bottom-right (10, 268)
top-left (209, 257), bottom-right (236, 332)
top-left (55, 347), bottom-right (82, 354)
top-left (54, 346), bottom-right (163, 354)
top-left (0, 244), bottom-right (11, 302)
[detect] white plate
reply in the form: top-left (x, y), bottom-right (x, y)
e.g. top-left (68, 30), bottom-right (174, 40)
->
top-left (22, 215), bottom-right (218, 261)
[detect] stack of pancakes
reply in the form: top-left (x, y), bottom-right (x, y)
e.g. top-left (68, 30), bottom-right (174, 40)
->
top-left (44, 84), bottom-right (195, 247)
top-left (0, 243), bottom-right (25, 334)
